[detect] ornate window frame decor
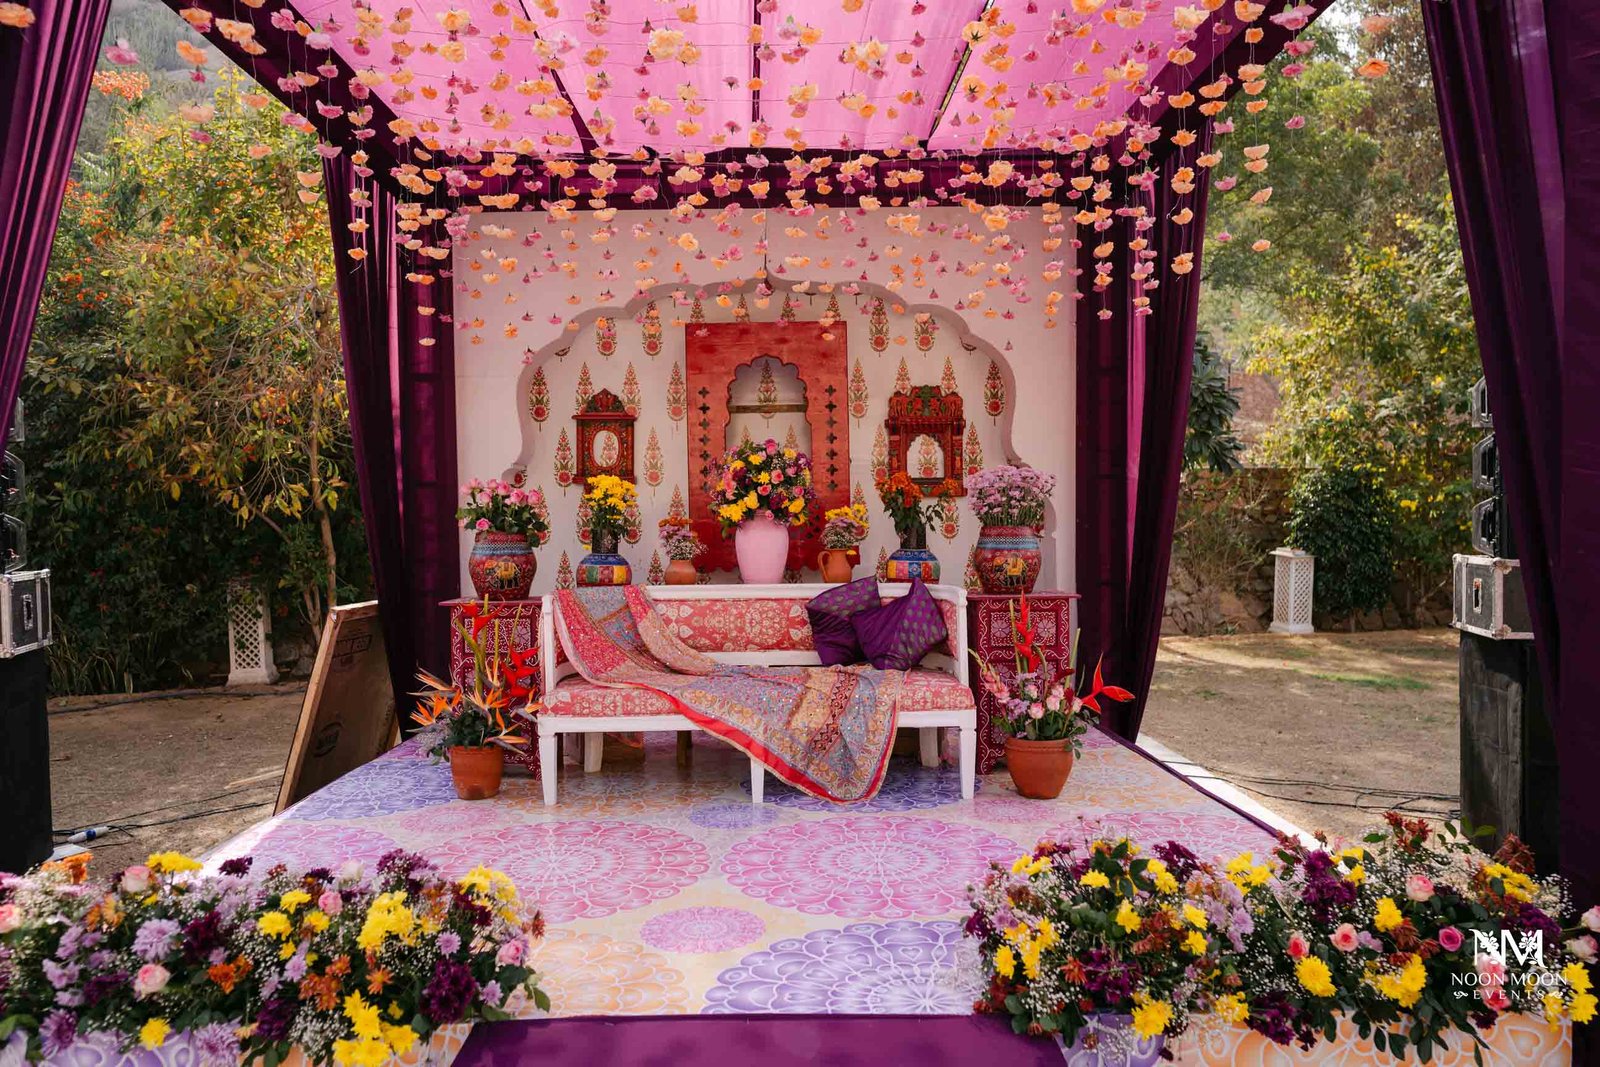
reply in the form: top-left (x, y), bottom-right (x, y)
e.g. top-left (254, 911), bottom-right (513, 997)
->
top-left (574, 388), bottom-right (637, 483)
top-left (885, 385), bottom-right (967, 496)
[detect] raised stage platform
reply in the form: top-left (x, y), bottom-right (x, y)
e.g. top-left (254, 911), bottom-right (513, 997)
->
top-left (208, 729), bottom-right (1569, 1064)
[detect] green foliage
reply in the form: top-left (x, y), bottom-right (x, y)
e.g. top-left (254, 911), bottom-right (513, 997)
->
top-left (1287, 468), bottom-right (1396, 622)
top-left (1184, 336), bottom-right (1245, 475)
top-left (27, 71), bottom-right (366, 692)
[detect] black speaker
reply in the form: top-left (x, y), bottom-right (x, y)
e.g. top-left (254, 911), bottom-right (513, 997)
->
top-left (0, 648), bottom-right (52, 873)
top-left (1459, 632), bottom-right (1558, 872)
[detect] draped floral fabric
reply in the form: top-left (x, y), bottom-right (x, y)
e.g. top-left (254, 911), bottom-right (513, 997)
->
top-left (554, 586), bottom-right (902, 803)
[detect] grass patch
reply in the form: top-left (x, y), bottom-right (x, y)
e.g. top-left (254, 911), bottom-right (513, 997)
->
top-left (1193, 688), bottom-right (1223, 701)
top-left (1308, 671), bottom-right (1429, 692)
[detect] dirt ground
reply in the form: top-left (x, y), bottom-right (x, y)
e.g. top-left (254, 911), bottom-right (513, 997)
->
top-left (46, 684), bottom-right (305, 873)
top-left (1141, 628), bottom-right (1461, 842)
top-left (42, 629), bottom-right (1461, 873)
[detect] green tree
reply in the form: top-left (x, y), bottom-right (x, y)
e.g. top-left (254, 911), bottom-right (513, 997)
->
top-left (1184, 336), bottom-right (1245, 475)
top-left (28, 72), bottom-right (365, 689)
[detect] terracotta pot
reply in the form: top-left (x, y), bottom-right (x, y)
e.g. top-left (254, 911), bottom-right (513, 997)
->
top-left (734, 511), bottom-right (790, 584)
top-left (817, 548), bottom-right (854, 584)
top-left (448, 745), bottom-right (504, 800)
top-left (1004, 736), bottom-right (1075, 799)
top-left (664, 558), bottom-right (698, 585)
top-left (973, 524), bottom-right (1043, 594)
top-left (467, 530), bottom-right (536, 600)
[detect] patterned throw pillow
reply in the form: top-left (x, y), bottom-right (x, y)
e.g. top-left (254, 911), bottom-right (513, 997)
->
top-left (806, 576), bottom-right (881, 666)
top-left (850, 580), bottom-right (950, 671)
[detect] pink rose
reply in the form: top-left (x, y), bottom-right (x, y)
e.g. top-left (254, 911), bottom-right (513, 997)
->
top-left (317, 890), bottom-right (343, 916)
top-left (121, 865), bottom-right (152, 895)
top-left (133, 963), bottom-right (171, 998)
top-left (475, 518), bottom-right (490, 531)
top-left (496, 938), bottom-right (526, 967)
top-left (1481, 984), bottom-right (1510, 1012)
top-left (1477, 956), bottom-right (1507, 986)
top-left (529, 490), bottom-right (544, 505)
top-left (1406, 874), bottom-right (1434, 902)
top-left (1437, 925), bottom-right (1463, 952)
top-left (1287, 932), bottom-right (1309, 959)
top-left (1583, 906), bottom-right (1600, 933)
top-left (0, 904), bottom-right (19, 934)
top-left (1568, 935), bottom-right (1598, 963)
top-left (1330, 923), bottom-right (1359, 953)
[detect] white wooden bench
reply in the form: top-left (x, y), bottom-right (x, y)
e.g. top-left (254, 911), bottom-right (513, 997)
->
top-left (536, 583), bottom-right (977, 805)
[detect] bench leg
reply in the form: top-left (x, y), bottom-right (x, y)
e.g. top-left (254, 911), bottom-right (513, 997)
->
top-left (539, 730), bottom-right (558, 806)
top-left (959, 724), bottom-right (976, 800)
top-left (676, 730), bottom-right (693, 768)
top-left (563, 733), bottom-right (581, 765)
top-left (750, 757), bottom-right (764, 805)
top-left (583, 733), bottom-right (603, 773)
top-left (918, 727), bottom-right (940, 768)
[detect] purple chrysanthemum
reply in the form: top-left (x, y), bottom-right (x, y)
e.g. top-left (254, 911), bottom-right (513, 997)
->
top-left (132, 918), bottom-right (181, 961)
top-left (255, 994), bottom-right (298, 1042)
top-left (192, 1021), bottom-right (242, 1066)
top-left (421, 958), bottom-right (480, 1025)
top-left (39, 1010), bottom-right (78, 1057)
top-left (218, 856), bottom-right (253, 877)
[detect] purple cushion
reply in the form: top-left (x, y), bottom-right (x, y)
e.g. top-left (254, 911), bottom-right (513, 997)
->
top-left (806, 576), bottom-right (881, 666)
top-left (850, 580), bottom-right (950, 671)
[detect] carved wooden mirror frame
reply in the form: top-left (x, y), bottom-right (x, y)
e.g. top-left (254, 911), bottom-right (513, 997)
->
top-left (574, 388), bottom-right (637, 483)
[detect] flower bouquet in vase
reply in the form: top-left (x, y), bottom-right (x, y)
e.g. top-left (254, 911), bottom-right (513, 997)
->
top-left (711, 438), bottom-right (815, 584)
top-left (876, 473), bottom-right (957, 582)
top-left (818, 504), bottom-right (869, 583)
top-left (970, 596), bottom-right (1132, 798)
top-left (413, 613), bottom-right (533, 800)
top-left (967, 836), bottom-right (1236, 1064)
top-left (968, 464), bottom-right (1056, 594)
top-left (460, 478), bottom-right (551, 599)
top-left (579, 475), bottom-right (636, 586)
top-left (658, 516), bottom-right (704, 585)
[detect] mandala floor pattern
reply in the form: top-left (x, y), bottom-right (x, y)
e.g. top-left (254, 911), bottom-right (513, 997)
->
top-left (211, 728), bottom-right (1279, 1017)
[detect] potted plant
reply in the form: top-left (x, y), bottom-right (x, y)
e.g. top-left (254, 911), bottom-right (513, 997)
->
top-left (876, 473), bottom-right (957, 582)
top-left (968, 464), bottom-right (1056, 594)
top-left (460, 478), bottom-right (551, 600)
top-left (658, 516), bottom-right (703, 585)
top-left (412, 615), bottom-right (531, 800)
top-left (578, 474), bottom-right (636, 586)
top-left (818, 504), bottom-right (869, 583)
top-left (711, 438), bottom-right (815, 584)
top-left (969, 596), bottom-right (1133, 798)
top-left (967, 836), bottom-right (1231, 1062)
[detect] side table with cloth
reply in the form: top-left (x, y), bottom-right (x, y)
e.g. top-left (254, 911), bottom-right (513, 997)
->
top-left (965, 591), bottom-right (1079, 773)
top-left (442, 597), bottom-right (542, 775)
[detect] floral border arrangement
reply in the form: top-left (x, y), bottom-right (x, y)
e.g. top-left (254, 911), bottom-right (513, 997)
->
top-left (0, 850), bottom-right (548, 1065)
top-left (968, 815), bottom-right (1595, 1061)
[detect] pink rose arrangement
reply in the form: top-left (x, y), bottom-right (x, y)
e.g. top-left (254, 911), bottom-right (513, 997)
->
top-left (457, 478), bottom-right (551, 544)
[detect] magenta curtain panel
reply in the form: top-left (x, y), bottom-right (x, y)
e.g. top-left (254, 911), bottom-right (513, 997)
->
top-left (324, 156), bottom-right (458, 713)
top-left (1423, 0), bottom-right (1600, 920)
top-left (0, 0), bottom-right (114, 445)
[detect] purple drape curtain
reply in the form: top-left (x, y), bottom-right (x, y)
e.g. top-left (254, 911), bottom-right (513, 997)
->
top-left (0, 0), bottom-right (114, 446)
top-left (1075, 134), bottom-right (1213, 740)
top-left (324, 156), bottom-right (417, 709)
top-left (324, 156), bottom-right (460, 715)
top-left (1423, 0), bottom-right (1600, 920)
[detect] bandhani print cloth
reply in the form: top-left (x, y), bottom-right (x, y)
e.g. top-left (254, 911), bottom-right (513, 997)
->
top-left (554, 586), bottom-right (903, 803)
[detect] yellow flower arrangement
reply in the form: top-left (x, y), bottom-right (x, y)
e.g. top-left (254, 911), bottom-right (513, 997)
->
top-left (711, 439), bottom-right (814, 533)
top-left (583, 474), bottom-right (637, 540)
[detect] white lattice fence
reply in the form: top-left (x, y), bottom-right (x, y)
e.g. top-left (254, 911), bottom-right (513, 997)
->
top-left (226, 579), bottom-right (278, 686)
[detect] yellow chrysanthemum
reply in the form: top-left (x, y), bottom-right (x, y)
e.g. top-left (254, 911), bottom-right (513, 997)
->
top-left (1296, 956), bottom-right (1336, 998)
top-left (146, 852), bottom-right (202, 874)
top-left (993, 944), bottom-right (1016, 978)
top-left (1130, 993), bottom-right (1172, 1039)
top-left (257, 911), bottom-right (292, 939)
top-left (1080, 869), bottom-right (1111, 889)
top-left (1184, 929), bottom-right (1208, 955)
top-left (1115, 900), bottom-right (1142, 933)
top-left (1215, 992), bottom-right (1249, 1023)
top-left (139, 1018), bottom-right (171, 1049)
top-left (1373, 897), bottom-right (1404, 933)
top-left (345, 991), bottom-right (384, 1041)
top-left (1571, 992), bottom-right (1598, 1024)
top-left (1183, 904), bottom-right (1209, 929)
top-left (279, 889), bottom-right (311, 913)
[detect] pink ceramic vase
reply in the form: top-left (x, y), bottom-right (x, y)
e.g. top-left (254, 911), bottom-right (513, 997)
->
top-left (734, 511), bottom-right (790, 584)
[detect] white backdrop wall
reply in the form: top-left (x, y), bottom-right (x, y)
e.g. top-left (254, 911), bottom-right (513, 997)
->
top-left (451, 206), bottom-right (1076, 596)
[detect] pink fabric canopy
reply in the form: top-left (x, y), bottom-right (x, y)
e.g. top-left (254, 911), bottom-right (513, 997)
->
top-left (270, 0), bottom-right (1204, 158)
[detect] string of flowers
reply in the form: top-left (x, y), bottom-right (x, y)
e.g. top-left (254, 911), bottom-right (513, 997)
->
top-left (0, 850), bottom-right (548, 1064)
